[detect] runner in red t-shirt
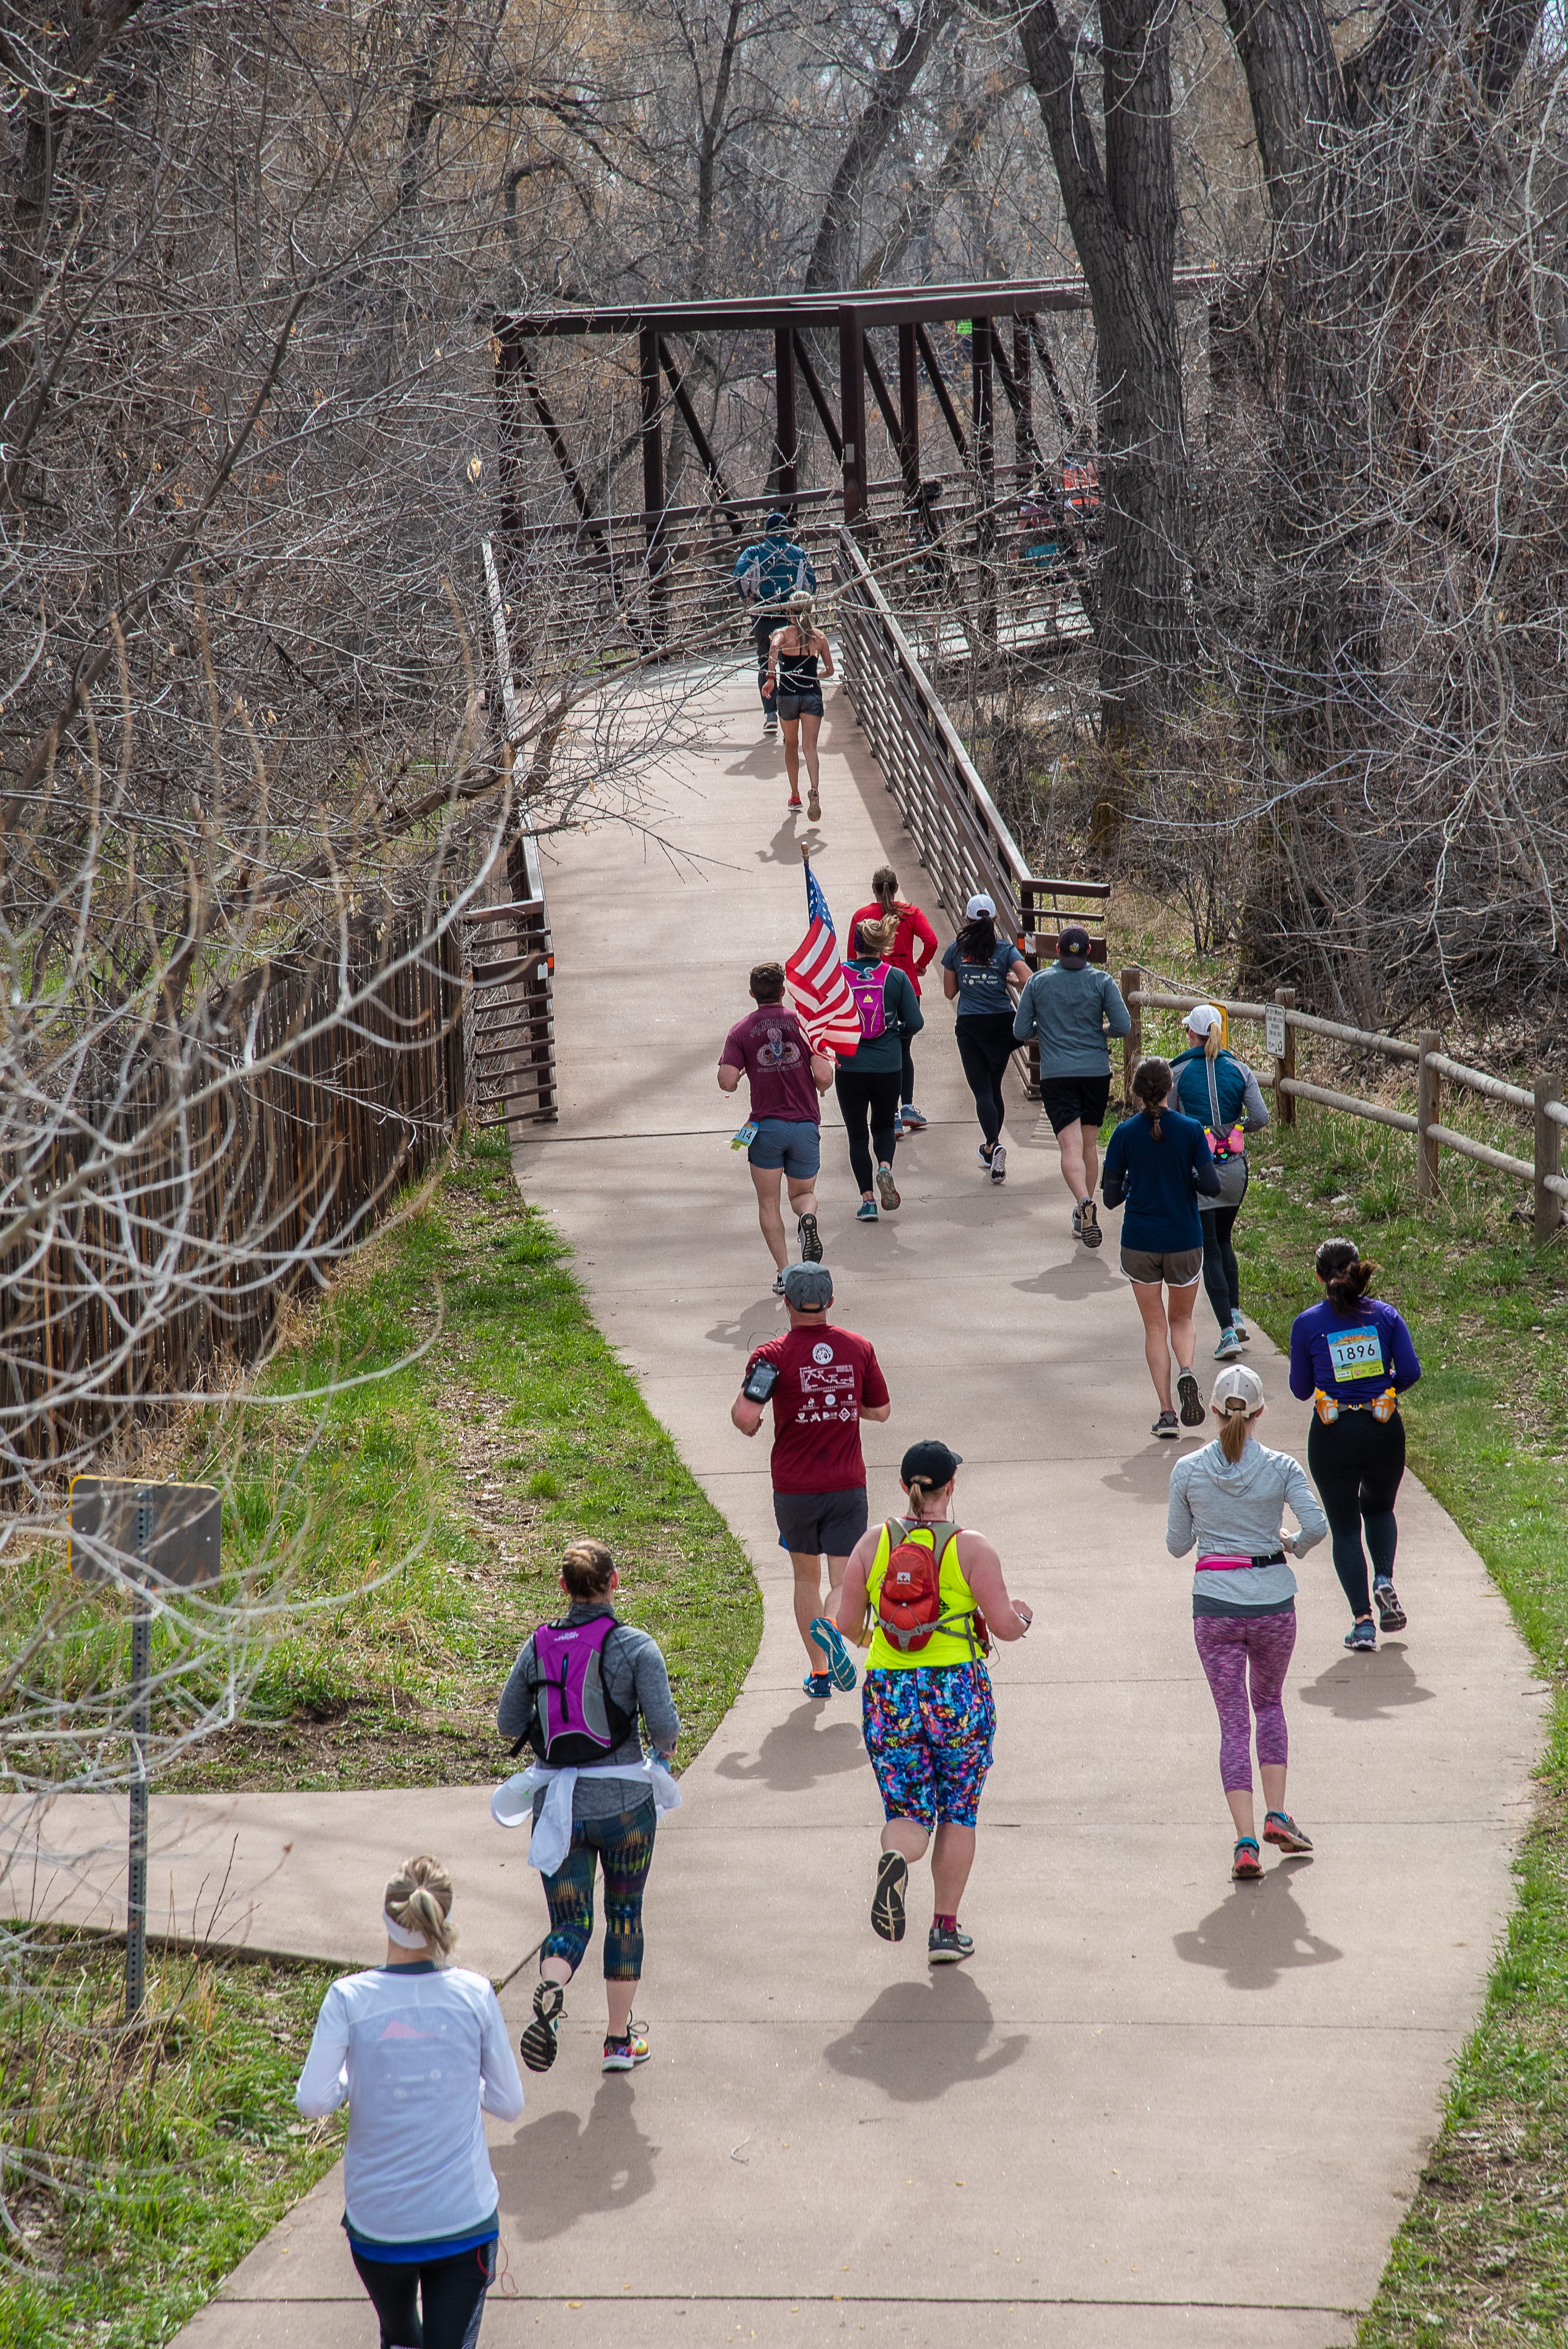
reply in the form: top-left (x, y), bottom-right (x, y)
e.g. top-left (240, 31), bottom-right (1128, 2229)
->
top-left (718, 961), bottom-right (834, 1297)
top-left (731, 1263), bottom-right (892, 1700)
top-left (849, 866), bottom-right (939, 1134)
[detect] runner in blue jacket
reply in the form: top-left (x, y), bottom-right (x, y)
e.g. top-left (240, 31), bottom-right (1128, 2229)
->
top-left (1170, 1006), bottom-right (1269, 1360)
top-left (1101, 1057), bottom-right (1221, 1437)
top-left (732, 514), bottom-right (815, 737)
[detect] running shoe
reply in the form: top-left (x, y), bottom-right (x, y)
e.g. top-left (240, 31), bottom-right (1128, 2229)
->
top-left (809, 1616), bottom-right (858, 1692)
top-left (1079, 1197), bottom-right (1101, 1248)
top-left (807, 788), bottom-right (821, 820)
top-left (872, 1850), bottom-right (908, 1943)
top-left (788, 793), bottom-right (802, 809)
top-left (856, 1196), bottom-right (878, 1221)
top-left (771, 1270), bottom-right (787, 1297)
top-left (876, 1164), bottom-right (901, 1212)
top-left (899, 1104), bottom-right (928, 1130)
top-left (602, 2023), bottom-right (651, 2073)
top-left (892, 1116), bottom-right (904, 1138)
top-left (1374, 1581), bottom-right (1407, 1632)
top-left (1072, 1205), bottom-right (1082, 1238)
top-left (797, 1212), bottom-right (823, 1263)
top-left (1177, 1369), bottom-right (1205, 1426)
top-left (1214, 1328), bottom-right (1243, 1361)
top-left (928, 1921), bottom-right (975, 1964)
top-left (977, 1144), bottom-right (994, 1171)
top-left (803, 1670), bottom-right (833, 1700)
top-left (764, 715), bottom-right (778, 737)
top-left (1231, 1837), bottom-right (1262, 1881)
top-left (1153, 1409), bottom-right (1180, 1438)
top-left (519, 1977), bottom-right (565, 2074)
top-left (1263, 1810), bottom-right (1314, 1854)
top-left (1344, 1617), bottom-right (1376, 1652)
top-left (989, 1142), bottom-right (1007, 1183)
top-left (1233, 1314), bottom-right (1251, 1343)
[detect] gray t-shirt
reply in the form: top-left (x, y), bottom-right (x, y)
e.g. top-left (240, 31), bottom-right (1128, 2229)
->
top-left (497, 1601), bottom-right (680, 1821)
top-left (1011, 963), bottom-right (1132, 1077)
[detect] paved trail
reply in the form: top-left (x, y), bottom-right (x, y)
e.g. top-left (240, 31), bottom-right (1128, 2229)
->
top-left (121, 660), bottom-right (1536, 2346)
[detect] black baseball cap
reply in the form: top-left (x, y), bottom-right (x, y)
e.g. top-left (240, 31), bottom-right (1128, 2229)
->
top-left (1058, 923), bottom-right (1092, 968)
top-left (900, 1439), bottom-right (963, 1487)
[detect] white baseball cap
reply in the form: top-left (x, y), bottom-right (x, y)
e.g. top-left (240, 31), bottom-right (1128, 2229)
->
top-left (965, 892), bottom-right (996, 919)
top-left (1210, 1364), bottom-right (1265, 1416)
top-left (1185, 1003), bottom-right (1223, 1037)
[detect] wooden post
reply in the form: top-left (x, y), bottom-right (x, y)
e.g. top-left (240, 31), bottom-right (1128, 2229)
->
top-left (773, 325), bottom-right (797, 506)
top-left (1121, 966), bottom-right (1142, 1108)
top-left (1276, 988), bottom-right (1296, 1126)
top-left (1418, 1029), bottom-right (1441, 1200)
top-left (837, 305), bottom-right (869, 528)
top-left (1536, 1076), bottom-right (1563, 1243)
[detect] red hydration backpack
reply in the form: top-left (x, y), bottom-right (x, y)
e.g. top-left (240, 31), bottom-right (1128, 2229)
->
top-left (875, 1520), bottom-right (964, 1655)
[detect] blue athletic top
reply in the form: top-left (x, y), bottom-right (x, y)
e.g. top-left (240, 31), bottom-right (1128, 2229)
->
top-left (1288, 1297), bottom-right (1421, 1406)
top-left (1101, 1105), bottom-right (1221, 1252)
top-left (942, 936), bottom-right (1020, 1018)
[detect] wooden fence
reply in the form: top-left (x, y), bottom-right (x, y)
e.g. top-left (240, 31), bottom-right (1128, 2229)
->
top-left (0, 913), bottom-right (467, 1475)
top-left (1122, 969), bottom-right (1568, 1243)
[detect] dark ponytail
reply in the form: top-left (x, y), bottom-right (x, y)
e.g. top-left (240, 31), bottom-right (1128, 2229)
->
top-left (958, 913), bottom-right (997, 964)
top-left (1315, 1236), bottom-right (1377, 1309)
top-left (1132, 1055), bottom-right (1173, 1140)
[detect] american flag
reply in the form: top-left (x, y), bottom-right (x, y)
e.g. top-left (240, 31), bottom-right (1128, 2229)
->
top-left (785, 861), bottom-right (863, 1058)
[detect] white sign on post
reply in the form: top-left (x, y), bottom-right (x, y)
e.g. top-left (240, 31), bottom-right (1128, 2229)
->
top-left (1265, 1004), bottom-right (1287, 1060)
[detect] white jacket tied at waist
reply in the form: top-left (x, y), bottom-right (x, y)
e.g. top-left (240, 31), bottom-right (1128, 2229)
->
top-left (490, 1757), bottom-right (681, 1875)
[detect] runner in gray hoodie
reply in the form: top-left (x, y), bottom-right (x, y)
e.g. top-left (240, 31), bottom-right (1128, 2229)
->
top-left (1166, 1365), bottom-right (1328, 1880)
top-left (1011, 924), bottom-right (1130, 1248)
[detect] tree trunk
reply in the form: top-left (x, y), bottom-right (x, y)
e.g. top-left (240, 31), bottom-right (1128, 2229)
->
top-left (803, 0), bottom-right (957, 291)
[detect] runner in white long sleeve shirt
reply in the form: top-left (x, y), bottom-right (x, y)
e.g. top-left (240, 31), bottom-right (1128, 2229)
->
top-left (295, 1854), bottom-right (524, 2349)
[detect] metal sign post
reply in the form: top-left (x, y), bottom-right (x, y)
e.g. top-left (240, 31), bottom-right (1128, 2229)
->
top-left (69, 1478), bottom-right (221, 2021)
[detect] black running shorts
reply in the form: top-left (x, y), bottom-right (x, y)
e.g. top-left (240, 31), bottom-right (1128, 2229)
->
top-left (1038, 1073), bottom-right (1112, 1135)
top-left (773, 1486), bottom-right (869, 1559)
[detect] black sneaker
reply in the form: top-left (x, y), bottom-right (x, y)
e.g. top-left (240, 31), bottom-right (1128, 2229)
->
top-left (519, 1977), bottom-right (565, 2073)
top-left (1177, 1370), bottom-right (1205, 1427)
top-left (1153, 1409), bottom-right (1180, 1438)
top-left (797, 1211), bottom-right (823, 1263)
top-left (1375, 1581), bottom-right (1407, 1632)
top-left (872, 1850), bottom-right (908, 1942)
top-left (1079, 1197), bottom-right (1102, 1248)
top-left (928, 1920), bottom-right (974, 1965)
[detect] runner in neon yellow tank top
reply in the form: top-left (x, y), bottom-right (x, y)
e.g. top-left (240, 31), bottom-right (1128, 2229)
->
top-left (835, 1440), bottom-right (1033, 1964)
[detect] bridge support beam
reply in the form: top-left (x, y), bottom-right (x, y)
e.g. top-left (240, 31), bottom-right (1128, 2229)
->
top-left (838, 305), bottom-right (869, 528)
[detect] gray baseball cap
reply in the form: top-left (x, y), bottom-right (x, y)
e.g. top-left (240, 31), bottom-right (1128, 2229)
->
top-left (781, 1263), bottom-right (834, 1309)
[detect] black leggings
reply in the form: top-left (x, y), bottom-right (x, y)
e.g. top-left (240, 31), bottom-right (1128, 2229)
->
top-left (753, 613), bottom-right (778, 710)
top-left (1307, 1408), bottom-right (1406, 1618)
top-left (835, 1066), bottom-right (901, 1193)
top-left (955, 1013), bottom-right (1015, 1148)
top-left (352, 2238), bottom-right (496, 2349)
top-left (901, 1038), bottom-right (917, 1108)
top-left (1201, 1203), bottom-right (1242, 1331)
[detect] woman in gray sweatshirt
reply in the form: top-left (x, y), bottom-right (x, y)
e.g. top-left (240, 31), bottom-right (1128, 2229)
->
top-left (1166, 1365), bottom-right (1327, 1881)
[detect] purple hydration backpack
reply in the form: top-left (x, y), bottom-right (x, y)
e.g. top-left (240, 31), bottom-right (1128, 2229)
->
top-left (521, 1610), bottom-right (634, 1765)
top-left (845, 960), bottom-right (892, 1041)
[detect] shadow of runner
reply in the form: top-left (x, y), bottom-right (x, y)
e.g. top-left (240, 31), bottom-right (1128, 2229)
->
top-left (715, 1706), bottom-right (867, 1790)
top-left (496, 2080), bottom-right (659, 2239)
top-left (1172, 1865), bottom-right (1343, 1991)
top-left (822, 1969), bottom-right (1028, 2101)
top-left (1297, 1641), bottom-right (1434, 1721)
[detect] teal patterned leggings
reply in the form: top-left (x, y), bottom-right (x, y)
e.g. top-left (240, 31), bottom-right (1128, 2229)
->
top-left (540, 1799), bottom-right (657, 1980)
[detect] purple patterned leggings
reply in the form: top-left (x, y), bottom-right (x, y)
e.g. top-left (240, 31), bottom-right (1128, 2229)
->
top-left (1192, 1609), bottom-right (1298, 1793)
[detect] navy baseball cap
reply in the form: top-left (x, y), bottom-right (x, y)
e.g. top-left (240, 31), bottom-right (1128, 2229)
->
top-left (900, 1440), bottom-right (963, 1487)
top-left (765, 510), bottom-right (789, 532)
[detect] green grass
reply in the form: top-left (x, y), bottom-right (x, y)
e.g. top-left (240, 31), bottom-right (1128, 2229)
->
top-left (1232, 1110), bottom-right (1568, 2347)
top-left (0, 1934), bottom-right (343, 2349)
top-left (164, 1126), bottom-right (763, 1791)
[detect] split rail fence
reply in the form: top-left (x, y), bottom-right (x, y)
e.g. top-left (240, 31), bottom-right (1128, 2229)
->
top-left (1122, 970), bottom-right (1567, 1244)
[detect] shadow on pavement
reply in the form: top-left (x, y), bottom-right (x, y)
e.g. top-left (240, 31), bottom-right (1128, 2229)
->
top-left (822, 1968), bottom-right (1028, 2101)
top-left (1012, 1256), bottom-right (1117, 1300)
top-left (1172, 1864), bottom-right (1342, 1990)
top-left (1298, 1642), bottom-right (1434, 1720)
top-left (715, 1705), bottom-right (867, 1789)
top-left (705, 1307), bottom-right (779, 1354)
top-left (496, 2080), bottom-right (659, 2238)
top-left (1099, 1448), bottom-right (1186, 1505)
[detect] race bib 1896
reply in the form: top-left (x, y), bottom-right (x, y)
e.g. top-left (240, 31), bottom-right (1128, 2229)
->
top-left (1327, 1325), bottom-right (1385, 1381)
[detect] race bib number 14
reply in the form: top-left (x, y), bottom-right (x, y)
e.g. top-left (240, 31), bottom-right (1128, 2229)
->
top-left (1327, 1326), bottom-right (1385, 1381)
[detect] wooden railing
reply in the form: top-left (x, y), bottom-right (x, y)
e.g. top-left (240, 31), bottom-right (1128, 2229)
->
top-left (1122, 968), bottom-right (1568, 1243)
top-left (470, 539), bottom-right (557, 1128)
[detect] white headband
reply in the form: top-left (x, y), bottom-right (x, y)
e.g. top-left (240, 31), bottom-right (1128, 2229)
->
top-left (383, 1907), bottom-right (431, 1949)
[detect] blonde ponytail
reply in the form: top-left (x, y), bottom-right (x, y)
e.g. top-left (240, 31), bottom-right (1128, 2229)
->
top-left (384, 1854), bottom-right (457, 1956)
top-left (1218, 1399), bottom-right (1256, 1463)
top-left (1204, 1025), bottom-right (1222, 1062)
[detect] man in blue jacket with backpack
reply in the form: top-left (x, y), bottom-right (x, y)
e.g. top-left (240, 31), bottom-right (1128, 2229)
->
top-left (732, 512), bottom-right (815, 738)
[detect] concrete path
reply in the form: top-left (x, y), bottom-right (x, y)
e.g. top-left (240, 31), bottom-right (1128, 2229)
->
top-left (43, 661), bottom-right (1540, 2347)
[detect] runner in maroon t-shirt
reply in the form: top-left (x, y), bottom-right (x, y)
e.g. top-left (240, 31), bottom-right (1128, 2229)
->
top-left (731, 1263), bottom-right (892, 1700)
top-left (718, 961), bottom-right (834, 1297)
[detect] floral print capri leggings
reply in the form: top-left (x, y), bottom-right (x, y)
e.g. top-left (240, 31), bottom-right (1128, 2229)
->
top-left (540, 1798), bottom-right (657, 1980)
top-left (1192, 1609), bottom-right (1297, 1793)
top-left (862, 1663), bottom-right (995, 1828)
